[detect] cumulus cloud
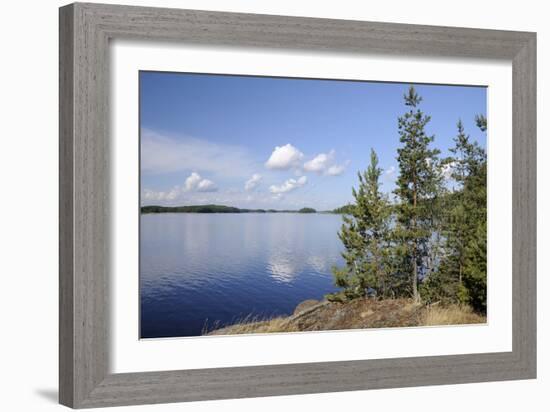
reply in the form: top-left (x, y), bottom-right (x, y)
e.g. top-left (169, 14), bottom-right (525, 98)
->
top-left (326, 164), bottom-right (346, 176)
top-left (303, 150), bottom-right (335, 173)
top-left (244, 173), bottom-right (262, 191)
top-left (184, 172), bottom-right (218, 192)
top-left (269, 176), bottom-right (308, 194)
top-left (303, 150), bottom-right (348, 176)
top-left (184, 172), bottom-right (202, 191)
top-left (197, 179), bottom-right (217, 192)
top-left (265, 144), bottom-right (304, 170)
top-left (141, 172), bottom-right (217, 204)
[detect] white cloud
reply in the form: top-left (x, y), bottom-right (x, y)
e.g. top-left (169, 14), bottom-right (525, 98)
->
top-left (385, 166), bottom-right (396, 176)
top-left (326, 164), bottom-right (346, 176)
top-left (244, 173), bottom-right (262, 191)
top-left (142, 187), bottom-right (180, 202)
top-left (197, 179), bottom-right (217, 192)
top-left (184, 172), bottom-right (202, 191)
top-left (141, 173), bottom-right (218, 204)
top-left (184, 172), bottom-right (218, 192)
top-left (141, 186), bottom-right (306, 209)
top-left (141, 129), bottom-right (255, 178)
top-left (303, 150), bottom-right (348, 176)
top-left (303, 150), bottom-right (334, 173)
top-left (269, 176), bottom-right (308, 194)
top-left (265, 144), bottom-right (304, 170)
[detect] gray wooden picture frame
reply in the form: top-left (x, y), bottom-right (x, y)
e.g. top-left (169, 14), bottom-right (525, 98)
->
top-left (59, 2), bottom-right (536, 409)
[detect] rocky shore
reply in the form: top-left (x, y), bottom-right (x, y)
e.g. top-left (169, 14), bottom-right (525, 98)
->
top-left (205, 298), bottom-right (486, 336)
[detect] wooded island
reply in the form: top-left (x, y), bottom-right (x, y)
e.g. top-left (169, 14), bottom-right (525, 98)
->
top-left (140, 205), bottom-right (322, 214)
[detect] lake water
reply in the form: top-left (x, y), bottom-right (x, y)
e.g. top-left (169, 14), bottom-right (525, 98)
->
top-left (140, 213), bottom-right (344, 338)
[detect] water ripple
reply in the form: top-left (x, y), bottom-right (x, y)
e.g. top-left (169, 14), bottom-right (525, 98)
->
top-left (140, 213), bottom-right (343, 338)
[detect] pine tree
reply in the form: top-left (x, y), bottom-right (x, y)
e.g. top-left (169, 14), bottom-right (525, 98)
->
top-left (463, 219), bottom-right (487, 311)
top-left (330, 149), bottom-right (391, 300)
top-left (475, 114), bottom-right (487, 132)
top-left (449, 120), bottom-right (481, 286)
top-left (393, 86), bottom-right (441, 302)
top-left (429, 118), bottom-right (487, 309)
top-left (461, 116), bottom-right (488, 312)
top-left (431, 121), bottom-right (478, 300)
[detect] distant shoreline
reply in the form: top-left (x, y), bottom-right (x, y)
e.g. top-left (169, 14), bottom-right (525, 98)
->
top-left (140, 204), bottom-right (352, 214)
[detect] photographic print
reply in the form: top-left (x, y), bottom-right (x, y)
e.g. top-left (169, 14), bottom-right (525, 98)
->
top-left (139, 72), bottom-right (488, 339)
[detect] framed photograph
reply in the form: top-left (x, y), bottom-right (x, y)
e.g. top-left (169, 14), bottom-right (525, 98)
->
top-left (59, 2), bottom-right (536, 408)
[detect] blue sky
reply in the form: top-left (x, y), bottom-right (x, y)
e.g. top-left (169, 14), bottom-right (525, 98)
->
top-left (140, 72), bottom-right (486, 210)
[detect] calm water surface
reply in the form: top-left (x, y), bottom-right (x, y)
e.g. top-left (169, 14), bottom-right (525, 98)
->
top-left (140, 213), bottom-right (344, 338)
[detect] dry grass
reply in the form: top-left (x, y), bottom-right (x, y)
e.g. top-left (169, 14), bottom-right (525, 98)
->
top-left (424, 304), bottom-right (486, 326)
top-left (206, 314), bottom-right (299, 335)
top-left (205, 299), bottom-right (487, 336)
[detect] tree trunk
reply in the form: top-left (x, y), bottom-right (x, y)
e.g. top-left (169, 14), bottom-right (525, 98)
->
top-left (412, 175), bottom-right (419, 302)
top-left (412, 242), bottom-right (419, 302)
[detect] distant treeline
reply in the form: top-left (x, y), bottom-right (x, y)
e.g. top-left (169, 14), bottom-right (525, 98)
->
top-left (332, 204), bottom-right (355, 214)
top-left (141, 205), bottom-right (322, 214)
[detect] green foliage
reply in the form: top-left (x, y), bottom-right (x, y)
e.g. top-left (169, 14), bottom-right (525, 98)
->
top-left (141, 205), bottom-right (314, 214)
top-left (393, 86), bottom-right (442, 302)
top-left (463, 220), bottom-right (487, 312)
top-left (141, 204), bottom-right (243, 213)
top-left (331, 149), bottom-right (393, 300)
top-left (421, 119), bottom-right (487, 312)
top-left (330, 86), bottom-right (487, 313)
top-left (332, 204), bottom-right (356, 214)
top-left (475, 114), bottom-right (487, 132)
top-left (450, 121), bottom-right (486, 309)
